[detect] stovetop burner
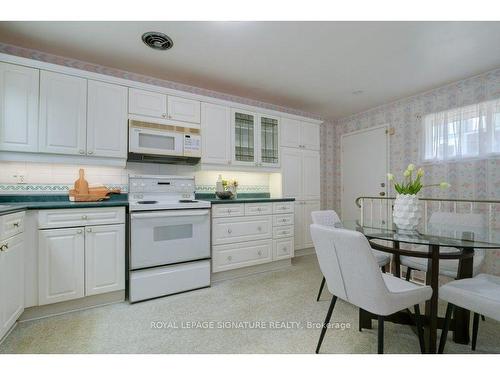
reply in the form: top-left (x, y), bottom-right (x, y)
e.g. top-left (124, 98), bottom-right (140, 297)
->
top-left (179, 199), bottom-right (198, 203)
top-left (137, 200), bottom-right (158, 204)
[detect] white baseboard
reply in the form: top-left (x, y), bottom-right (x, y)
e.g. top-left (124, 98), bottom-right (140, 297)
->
top-left (294, 247), bottom-right (316, 257)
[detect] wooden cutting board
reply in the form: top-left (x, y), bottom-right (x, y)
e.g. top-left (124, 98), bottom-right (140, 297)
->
top-left (69, 169), bottom-right (121, 202)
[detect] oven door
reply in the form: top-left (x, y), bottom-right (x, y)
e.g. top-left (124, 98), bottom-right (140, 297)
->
top-left (129, 127), bottom-right (184, 156)
top-left (130, 209), bottom-right (210, 269)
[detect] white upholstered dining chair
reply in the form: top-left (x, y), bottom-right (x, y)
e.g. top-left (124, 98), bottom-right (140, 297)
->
top-left (311, 210), bottom-right (391, 301)
top-left (438, 273), bottom-right (500, 353)
top-left (311, 224), bottom-right (432, 354)
top-left (400, 212), bottom-right (486, 280)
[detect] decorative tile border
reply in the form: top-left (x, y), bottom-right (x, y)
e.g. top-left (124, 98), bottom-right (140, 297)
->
top-left (0, 183), bottom-right (129, 194)
top-left (195, 184), bottom-right (269, 193)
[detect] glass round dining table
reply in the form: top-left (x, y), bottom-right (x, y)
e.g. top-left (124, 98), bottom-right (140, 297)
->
top-left (342, 220), bottom-right (500, 354)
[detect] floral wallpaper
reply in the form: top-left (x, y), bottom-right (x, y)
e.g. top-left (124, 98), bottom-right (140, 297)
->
top-left (322, 67), bottom-right (500, 275)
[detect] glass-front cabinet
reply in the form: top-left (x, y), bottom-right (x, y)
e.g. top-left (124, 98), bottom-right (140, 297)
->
top-left (231, 109), bottom-right (280, 167)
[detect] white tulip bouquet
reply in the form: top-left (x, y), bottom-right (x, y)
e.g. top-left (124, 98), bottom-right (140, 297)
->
top-left (387, 164), bottom-right (450, 195)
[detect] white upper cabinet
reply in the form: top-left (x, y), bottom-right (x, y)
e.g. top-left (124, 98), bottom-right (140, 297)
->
top-left (201, 102), bottom-right (231, 165)
top-left (39, 71), bottom-right (87, 155)
top-left (280, 117), bottom-right (301, 148)
top-left (87, 80), bottom-right (128, 158)
top-left (301, 122), bottom-right (320, 150)
top-left (168, 95), bottom-right (200, 124)
top-left (281, 117), bottom-right (320, 150)
top-left (0, 62), bottom-right (39, 152)
top-left (128, 88), bottom-right (167, 118)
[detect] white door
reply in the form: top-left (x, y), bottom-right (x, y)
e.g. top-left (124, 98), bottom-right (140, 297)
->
top-left (280, 117), bottom-right (301, 148)
top-left (341, 125), bottom-right (388, 222)
top-left (128, 88), bottom-right (167, 118)
top-left (302, 150), bottom-right (321, 200)
top-left (201, 103), bottom-right (231, 165)
top-left (85, 224), bottom-right (125, 296)
top-left (281, 147), bottom-right (303, 199)
top-left (168, 96), bottom-right (200, 124)
top-left (38, 228), bottom-right (85, 305)
top-left (0, 233), bottom-right (24, 339)
top-left (0, 62), bottom-right (39, 152)
top-left (39, 71), bottom-right (87, 155)
top-left (87, 80), bottom-right (128, 158)
top-left (293, 201), bottom-right (304, 249)
top-left (303, 200), bottom-right (321, 249)
top-left (301, 122), bottom-right (320, 150)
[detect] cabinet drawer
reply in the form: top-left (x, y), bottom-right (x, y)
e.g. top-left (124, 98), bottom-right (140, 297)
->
top-left (244, 203), bottom-right (272, 216)
top-left (273, 202), bottom-right (294, 214)
top-left (38, 207), bottom-right (125, 229)
top-left (0, 211), bottom-right (25, 241)
top-left (211, 204), bottom-right (244, 218)
top-left (212, 239), bottom-right (272, 272)
top-left (212, 216), bottom-right (272, 245)
top-left (273, 214), bottom-right (294, 227)
top-left (273, 225), bottom-right (294, 239)
top-left (274, 238), bottom-right (294, 260)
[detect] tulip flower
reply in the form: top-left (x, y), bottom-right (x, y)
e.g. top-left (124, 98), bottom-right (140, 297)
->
top-left (417, 168), bottom-right (424, 177)
top-left (403, 170), bottom-right (411, 178)
top-left (387, 173), bottom-right (395, 181)
top-left (407, 164), bottom-right (415, 172)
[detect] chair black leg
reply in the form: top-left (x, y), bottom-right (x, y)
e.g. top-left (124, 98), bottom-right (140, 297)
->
top-left (315, 296), bottom-right (337, 353)
top-left (481, 315), bottom-right (485, 322)
top-left (472, 312), bottom-right (480, 351)
top-left (378, 316), bottom-right (385, 354)
top-left (414, 304), bottom-right (426, 354)
top-left (316, 277), bottom-right (326, 302)
top-left (381, 265), bottom-right (386, 273)
top-left (405, 267), bottom-right (412, 281)
top-left (438, 303), bottom-right (454, 354)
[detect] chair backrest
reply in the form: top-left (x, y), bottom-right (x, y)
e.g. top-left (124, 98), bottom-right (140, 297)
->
top-left (311, 210), bottom-right (342, 227)
top-left (310, 224), bottom-right (390, 313)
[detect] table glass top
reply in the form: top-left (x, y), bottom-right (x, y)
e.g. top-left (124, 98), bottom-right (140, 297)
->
top-left (342, 220), bottom-right (500, 249)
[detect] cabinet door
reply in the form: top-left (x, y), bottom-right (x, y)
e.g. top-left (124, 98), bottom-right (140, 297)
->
top-left (259, 115), bottom-right (280, 167)
top-left (281, 147), bottom-right (303, 199)
top-left (38, 228), bottom-right (85, 305)
top-left (0, 62), bottom-right (39, 152)
top-left (87, 80), bottom-right (128, 158)
top-left (39, 71), bottom-right (87, 155)
top-left (0, 233), bottom-right (24, 339)
top-left (294, 202), bottom-right (304, 250)
top-left (201, 103), bottom-right (231, 165)
top-left (301, 122), bottom-right (320, 150)
top-left (281, 117), bottom-right (301, 148)
top-left (302, 150), bottom-right (321, 200)
top-left (168, 95), bottom-right (200, 124)
top-left (303, 200), bottom-right (321, 249)
top-left (85, 224), bottom-right (125, 296)
top-left (128, 88), bottom-right (167, 118)
top-left (232, 109), bottom-right (257, 165)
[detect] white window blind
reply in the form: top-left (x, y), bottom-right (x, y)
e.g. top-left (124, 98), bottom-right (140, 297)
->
top-left (422, 98), bottom-right (500, 162)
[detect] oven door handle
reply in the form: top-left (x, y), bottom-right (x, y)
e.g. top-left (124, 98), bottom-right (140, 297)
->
top-left (131, 210), bottom-right (209, 219)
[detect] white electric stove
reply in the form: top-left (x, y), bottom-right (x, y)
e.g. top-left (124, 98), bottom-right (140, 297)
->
top-left (128, 175), bottom-right (211, 303)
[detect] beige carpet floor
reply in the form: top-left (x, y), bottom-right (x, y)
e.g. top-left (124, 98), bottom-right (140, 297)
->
top-left (1, 255), bottom-right (499, 354)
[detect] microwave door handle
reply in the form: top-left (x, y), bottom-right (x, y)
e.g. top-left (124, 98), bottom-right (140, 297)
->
top-left (131, 210), bottom-right (209, 219)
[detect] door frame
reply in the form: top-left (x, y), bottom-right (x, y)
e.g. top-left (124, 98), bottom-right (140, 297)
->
top-left (340, 124), bottom-right (390, 219)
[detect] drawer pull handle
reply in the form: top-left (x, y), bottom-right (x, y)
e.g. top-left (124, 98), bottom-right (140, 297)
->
top-left (281, 219), bottom-right (287, 222)
top-left (13, 222), bottom-right (20, 227)
top-left (281, 231), bottom-right (287, 235)
top-left (82, 215), bottom-right (88, 220)
top-left (227, 228), bottom-right (232, 234)
top-left (257, 208), bottom-right (262, 211)
top-left (87, 228), bottom-right (92, 232)
top-left (0, 244), bottom-right (7, 251)
top-left (227, 209), bottom-right (232, 213)
top-left (258, 250), bottom-right (262, 256)
top-left (77, 229), bottom-right (83, 234)
top-left (227, 256), bottom-right (232, 261)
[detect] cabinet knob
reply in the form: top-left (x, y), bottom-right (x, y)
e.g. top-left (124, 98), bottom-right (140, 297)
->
top-left (258, 250), bottom-right (262, 256)
top-left (162, 113), bottom-right (167, 118)
top-left (282, 247), bottom-right (287, 252)
top-left (87, 228), bottom-right (92, 232)
top-left (82, 215), bottom-right (88, 220)
top-left (257, 226), bottom-right (262, 231)
top-left (13, 222), bottom-right (19, 227)
top-left (257, 208), bottom-right (262, 212)
top-left (227, 228), bottom-right (232, 234)
top-left (79, 149), bottom-right (85, 154)
top-left (0, 244), bottom-right (6, 251)
top-left (77, 229), bottom-right (83, 234)
top-left (227, 256), bottom-right (232, 261)
top-left (87, 150), bottom-right (94, 155)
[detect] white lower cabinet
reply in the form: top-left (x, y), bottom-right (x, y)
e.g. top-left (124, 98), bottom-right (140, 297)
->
top-left (294, 200), bottom-right (321, 250)
top-left (0, 231), bottom-right (24, 340)
top-left (85, 224), bottom-right (125, 296)
top-left (38, 227), bottom-right (85, 305)
top-left (212, 202), bottom-right (294, 273)
top-left (38, 208), bottom-right (125, 306)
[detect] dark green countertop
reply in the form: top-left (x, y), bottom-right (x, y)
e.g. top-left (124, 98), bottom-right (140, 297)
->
top-left (0, 194), bottom-right (129, 213)
top-left (195, 192), bottom-right (295, 204)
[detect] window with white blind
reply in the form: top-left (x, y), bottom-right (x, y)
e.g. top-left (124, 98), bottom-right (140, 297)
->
top-left (422, 98), bottom-right (500, 162)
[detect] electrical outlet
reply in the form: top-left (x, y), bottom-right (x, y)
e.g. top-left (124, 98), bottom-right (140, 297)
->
top-left (13, 172), bottom-right (26, 184)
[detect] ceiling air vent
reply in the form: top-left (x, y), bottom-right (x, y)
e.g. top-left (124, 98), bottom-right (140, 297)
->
top-left (141, 32), bottom-right (173, 51)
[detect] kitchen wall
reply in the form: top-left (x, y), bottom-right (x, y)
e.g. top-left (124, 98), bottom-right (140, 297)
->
top-left (321, 67), bottom-right (500, 275)
top-left (0, 161), bottom-right (276, 194)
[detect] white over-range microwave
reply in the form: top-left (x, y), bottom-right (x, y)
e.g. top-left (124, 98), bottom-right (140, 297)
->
top-left (128, 117), bottom-right (202, 165)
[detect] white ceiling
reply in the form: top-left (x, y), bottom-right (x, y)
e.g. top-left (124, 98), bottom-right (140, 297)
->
top-left (1, 21), bottom-right (500, 120)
